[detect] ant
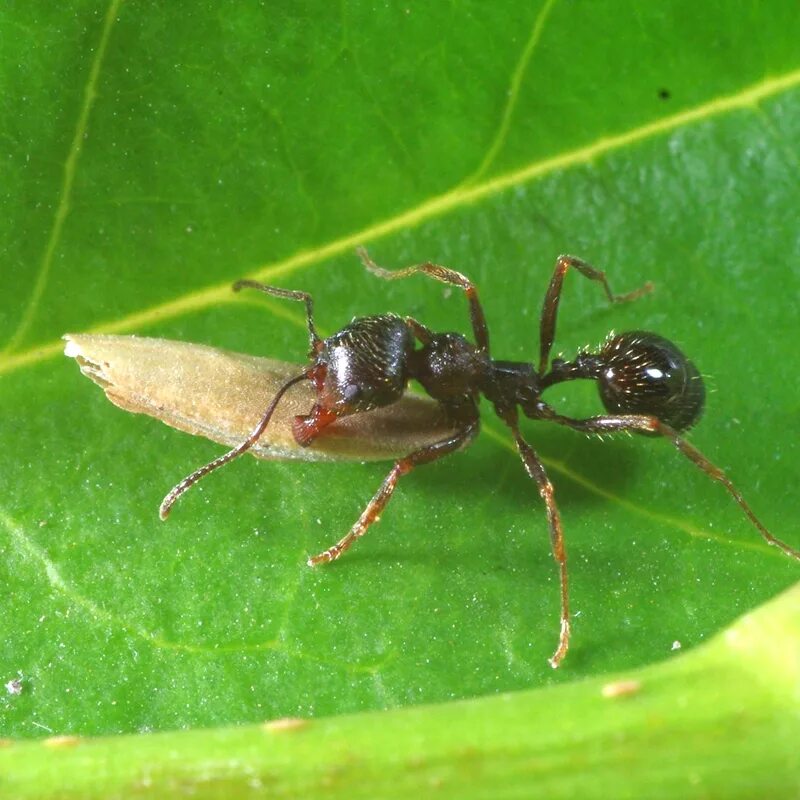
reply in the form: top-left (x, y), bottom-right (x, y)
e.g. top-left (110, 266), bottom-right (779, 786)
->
top-left (159, 248), bottom-right (800, 668)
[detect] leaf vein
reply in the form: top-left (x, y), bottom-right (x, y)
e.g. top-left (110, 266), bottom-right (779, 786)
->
top-left (0, 506), bottom-right (389, 671)
top-left (460, 0), bottom-right (559, 185)
top-left (2, 67), bottom-right (800, 376)
top-left (1, 0), bottom-right (124, 357)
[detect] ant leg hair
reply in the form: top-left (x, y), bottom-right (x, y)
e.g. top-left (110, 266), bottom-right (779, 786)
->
top-left (538, 255), bottom-right (653, 375)
top-left (503, 413), bottom-right (571, 668)
top-left (308, 416), bottom-right (479, 567)
top-left (233, 279), bottom-right (322, 354)
top-left (541, 409), bottom-right (800, 561)
top-left (159, 372), bottom-right (308, 520)
top-left (357, 246), bottom-right (490, 355)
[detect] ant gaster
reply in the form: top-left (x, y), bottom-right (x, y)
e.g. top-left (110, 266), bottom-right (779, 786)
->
top-left (160, 248), bottom-right (800, 668)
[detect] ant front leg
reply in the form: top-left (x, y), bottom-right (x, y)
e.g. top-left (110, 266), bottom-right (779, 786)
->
top-left (539, 408), bottom-right (800, 562)
top-left (357, 247), bottom-right (491, 354)
top-left (538, 256), bottom-right (653, 374)
top-left (308, 411), bottom-right (479, 566)
top-left (500, 410), bottom-right (571, 668)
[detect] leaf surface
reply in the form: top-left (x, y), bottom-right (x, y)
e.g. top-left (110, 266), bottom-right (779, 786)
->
top-left (1, 1), bottom-right (799, 743)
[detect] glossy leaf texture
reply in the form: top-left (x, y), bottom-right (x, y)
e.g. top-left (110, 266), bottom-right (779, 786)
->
top-left (1, 1), bottom-right (799, 742)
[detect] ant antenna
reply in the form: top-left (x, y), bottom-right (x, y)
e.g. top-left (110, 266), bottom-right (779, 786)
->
top-left (159, 372), bottom-right (308, 519)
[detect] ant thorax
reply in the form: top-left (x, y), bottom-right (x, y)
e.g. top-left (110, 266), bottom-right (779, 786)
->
top-left (408, 332), bottom-right (487, 403)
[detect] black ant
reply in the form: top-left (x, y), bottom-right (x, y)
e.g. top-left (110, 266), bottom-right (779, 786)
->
top-left (159, 248), bottom-right (800, 668)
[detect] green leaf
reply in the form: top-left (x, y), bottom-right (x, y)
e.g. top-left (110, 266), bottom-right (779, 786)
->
top-left (1, 0), bottom-right (799, 767)
top-left (1, 584), bottom-right (798, 798)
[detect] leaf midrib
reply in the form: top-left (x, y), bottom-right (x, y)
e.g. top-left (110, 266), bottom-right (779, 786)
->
top-left (2, 67), bottom-right (800, 377)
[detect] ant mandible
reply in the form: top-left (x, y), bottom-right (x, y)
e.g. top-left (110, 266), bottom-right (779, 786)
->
top-left (159, 248), bottom-right (800, 668)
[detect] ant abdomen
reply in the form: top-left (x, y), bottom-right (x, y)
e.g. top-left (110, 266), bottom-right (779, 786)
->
top-left (597, 331), bottom-right (705, 432)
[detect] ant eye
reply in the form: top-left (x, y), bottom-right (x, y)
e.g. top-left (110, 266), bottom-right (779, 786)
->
top-left (597, 331), bottom-right (705, 432)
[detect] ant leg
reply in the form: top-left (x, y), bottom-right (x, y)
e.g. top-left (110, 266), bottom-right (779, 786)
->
top-left (308, 415), bottom-right (479, 566)
top-left (357, 247), bottom-right (490, 355)
top-left (501, 411), bottom-right (571, 668)
top-left (538, 256), bottom-right (653, 374)
top-left (405, 316), bottom-right (434, 345)
top-left (539, 408), bottom-right (800, 561)
top-left (159, 373), bottom-right (308, 519)
top-left (233, 279), bottom-right (322, 355)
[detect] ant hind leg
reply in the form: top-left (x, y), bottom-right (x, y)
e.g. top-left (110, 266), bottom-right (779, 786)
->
top-left (538, 255), bottom-right (653, 374)
top-left (500, 410), bottom-right (571, 668)
top-left (540, 408), bottom-right (800, 561)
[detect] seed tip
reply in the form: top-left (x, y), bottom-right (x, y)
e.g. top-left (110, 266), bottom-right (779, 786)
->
top-left (63, 336), bottom-right (81, 358)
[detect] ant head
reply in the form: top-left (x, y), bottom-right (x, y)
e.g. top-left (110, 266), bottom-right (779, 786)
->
top-left (597, 331), bottom-right (705, 432)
